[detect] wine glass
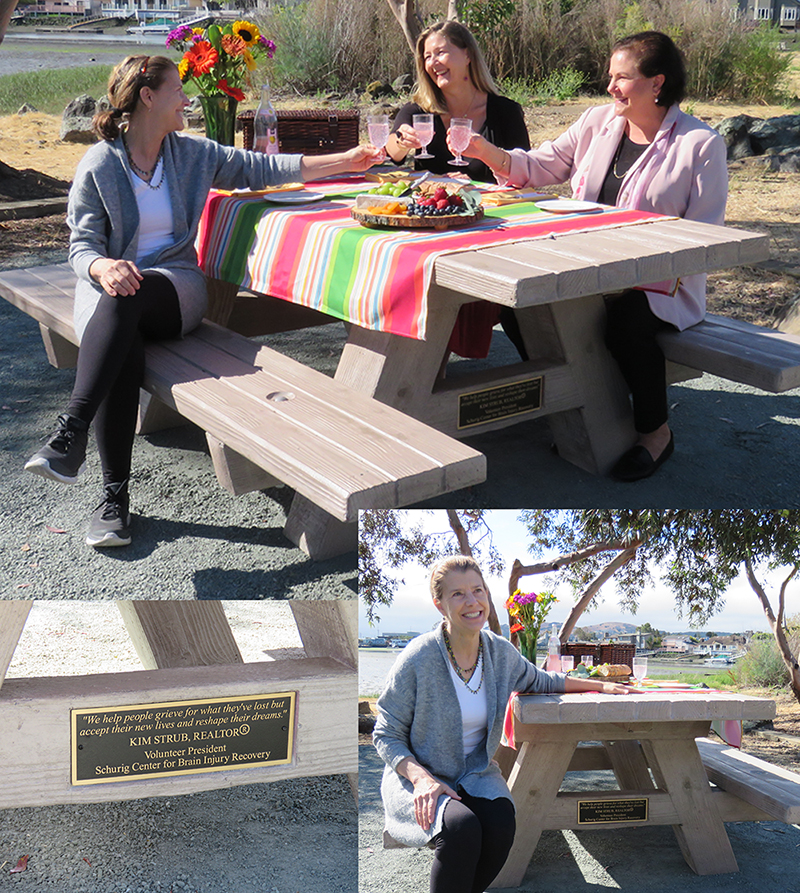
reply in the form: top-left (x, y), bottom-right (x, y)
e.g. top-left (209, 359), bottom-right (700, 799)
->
top-left (632, 657), bottom-right (648, 684)
top-left (367, 114), bottom-right (390, 150)
top-left (412, 113), bottom-right (435, 159)
top-left (448, 116), bottom-right (472, 167)
top-left (581, 654), bottom-right (594, 669)
top-left (561, 655), bottom-right (575, 673)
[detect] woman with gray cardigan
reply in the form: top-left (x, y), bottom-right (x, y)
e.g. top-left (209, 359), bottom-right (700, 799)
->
top-left (24, 54), bottom-right (381, 547)
top-left (374, 555), bottom-right (629, 893)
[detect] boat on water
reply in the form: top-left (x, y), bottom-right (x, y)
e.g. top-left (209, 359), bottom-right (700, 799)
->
top-left (704, 656), bottom-right (734, 667)
top-left (126, 12), bottom-right (211, 35)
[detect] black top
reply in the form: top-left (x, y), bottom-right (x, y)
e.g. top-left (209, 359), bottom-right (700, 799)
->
top-left (598, 133), bottom-right (649, 206)
top-left (391, 93), bottom-right (531, 183)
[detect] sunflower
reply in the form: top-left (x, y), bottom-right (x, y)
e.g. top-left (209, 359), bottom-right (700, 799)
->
top-left (186, 40), bottom-right (218, 76)
top-left (221, 34), bottom-right (246, 58)
top-left (243, 48), bottom-right (257, 72)
top-left (232, 20), bottom-right (260, 46)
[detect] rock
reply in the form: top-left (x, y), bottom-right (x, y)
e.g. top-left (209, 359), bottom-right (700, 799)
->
top-left (759, 147), bottom-right (800, 173)
top-left (716, 113), bottom-right (800, 161)
top-left (60, 93), bottom-right (99, 143)
top-left (365, 80), bottom-right (394, 100)
top-left (358, 713), bottom-right (377, 734)
top-left (392, 73), bottom-right (413, 94)
top-left (17, 102), bottom-right (37, 115)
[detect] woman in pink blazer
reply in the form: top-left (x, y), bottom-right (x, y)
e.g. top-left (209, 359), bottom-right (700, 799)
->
top-left (454, 31), bottom-right (728, 481)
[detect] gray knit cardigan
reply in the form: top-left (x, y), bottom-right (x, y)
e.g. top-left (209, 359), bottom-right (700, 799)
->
top-left (373, 623), bottom-right (566, 847)
top-left (67, 132), bottom-right (303, 341)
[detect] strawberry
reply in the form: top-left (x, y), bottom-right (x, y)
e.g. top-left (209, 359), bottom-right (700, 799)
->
top-left (436, 199), bottom-right (449, 210)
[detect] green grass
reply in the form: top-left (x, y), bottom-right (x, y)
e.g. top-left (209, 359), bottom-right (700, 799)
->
top-left (0, 65), bottom-right (113, 115)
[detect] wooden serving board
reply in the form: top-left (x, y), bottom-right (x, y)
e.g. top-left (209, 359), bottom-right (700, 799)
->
top-left (351, 206), bottom-right (484, 230)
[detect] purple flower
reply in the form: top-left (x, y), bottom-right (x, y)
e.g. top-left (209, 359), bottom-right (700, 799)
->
top-left (165, 24), bottom-right (194, 47)
top-left (514, 591), bottom-right (539, 606)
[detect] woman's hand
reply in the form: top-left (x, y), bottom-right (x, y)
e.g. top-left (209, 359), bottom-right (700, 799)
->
top-left (563, 676), bottom-right (633, 695)
top-left (396, 757), bottom-right (461, 831)
top-left (90, 258), bottom-right (143, 297)
top-left (343, 143), bottom-right (386, 171)
top-left (445, 130), bottom-right (511, 177)
top-left (410, 770), bottom-right (461, 831)
top-left (445, 127), bottom-right (484, 161)
top-left (387, 124), bottom-right (422, 162)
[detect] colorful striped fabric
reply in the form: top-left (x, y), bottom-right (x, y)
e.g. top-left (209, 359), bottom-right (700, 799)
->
top-left (197, 181), bottom-right (667, 341)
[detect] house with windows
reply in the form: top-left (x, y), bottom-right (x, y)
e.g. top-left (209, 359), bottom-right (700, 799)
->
top-left (740, 0), bottom-right (800, 30)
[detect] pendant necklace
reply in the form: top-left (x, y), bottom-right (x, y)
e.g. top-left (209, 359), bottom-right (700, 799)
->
top-left (123, 132), bottom-right (165, 190)
top-left (443, 627), bottom-right (485, 694)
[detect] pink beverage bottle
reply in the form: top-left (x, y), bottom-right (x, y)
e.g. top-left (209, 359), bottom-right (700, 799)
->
top-left (254, 82), bottom-right (279, 155)
top-left (546, 624), bottom-right (561, 671)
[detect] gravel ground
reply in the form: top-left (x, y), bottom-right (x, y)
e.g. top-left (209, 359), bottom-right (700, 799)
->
top-left (1, 602), bottom-right (357, 892)
top-left (358, 744), bottom-right (800, 893)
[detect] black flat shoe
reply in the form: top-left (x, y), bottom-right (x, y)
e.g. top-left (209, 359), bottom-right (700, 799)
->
top-left (610, 432), bottom-right (674, 482)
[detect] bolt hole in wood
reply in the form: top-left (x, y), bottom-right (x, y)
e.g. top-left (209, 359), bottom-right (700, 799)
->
top-left (267, 391), bottom-right (296, 402)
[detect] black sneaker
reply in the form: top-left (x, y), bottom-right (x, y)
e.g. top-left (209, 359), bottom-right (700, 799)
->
top-left (86, 481), bottom-right (132, 548)
top-left (24, 413), bottom-right (88, 484)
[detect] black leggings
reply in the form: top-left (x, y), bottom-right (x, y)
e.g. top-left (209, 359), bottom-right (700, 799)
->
top-left (604, 288), bottom-right (673, 434)
top-left (67, 272), bottom-right (182, 486)
top-left (430, 791), bottom-right (516, 893)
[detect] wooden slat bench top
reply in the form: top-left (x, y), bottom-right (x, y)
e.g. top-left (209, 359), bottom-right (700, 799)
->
top-left (697, 736), bottom-right (800, 824)
top-left (659, 314), bottom-right (800, 393)
top-left (0, 263), bottom-right (486, 525)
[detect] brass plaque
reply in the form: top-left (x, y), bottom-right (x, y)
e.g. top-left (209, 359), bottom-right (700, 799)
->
top-left (578, 797), bottom-right (649, 824)
top-left (71, 693), bottom-right (295, 785)
top-left (457, 377), bottom-right (543, 430)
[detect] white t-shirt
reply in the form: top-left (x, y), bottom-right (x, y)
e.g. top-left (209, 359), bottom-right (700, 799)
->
top-left (129, 160), bottom-right (174, 264)
top-left (447, 653), bottom-right (488, 757)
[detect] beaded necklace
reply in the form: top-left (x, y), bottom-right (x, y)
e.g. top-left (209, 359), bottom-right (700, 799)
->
top-left (122, 132), bottom-right (165, 190)
top-left (443, 627), bottom-right (484, 695)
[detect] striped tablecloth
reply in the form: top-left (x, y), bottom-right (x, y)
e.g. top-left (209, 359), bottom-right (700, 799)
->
top-left (197, 180), bottom-right (666, 341)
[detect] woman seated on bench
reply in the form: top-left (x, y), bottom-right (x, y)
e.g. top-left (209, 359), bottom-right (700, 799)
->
top-left (451, 31), bottom-right (728, 481)
top-left (24, 54), bottom-right (382, 548)
top-left (374, 555), bottom-right (629, 893)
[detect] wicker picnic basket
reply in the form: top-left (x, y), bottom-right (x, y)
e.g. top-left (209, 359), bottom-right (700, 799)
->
top-left (238, 109), bottom-right (360, 155)
top-left (598, 643), bottom-right (636, 666)
top-left (561, 643), bottom-right (599, 664)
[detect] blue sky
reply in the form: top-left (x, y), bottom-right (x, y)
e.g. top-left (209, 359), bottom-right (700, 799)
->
top-left (358, 510), bottom-right (797, 637)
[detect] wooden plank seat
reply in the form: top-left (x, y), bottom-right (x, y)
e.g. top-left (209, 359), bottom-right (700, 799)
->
top-left (0, 264), bottom-right (486, 551)
top-left (696, 737), bottom-right (800, 824)
top-left (659, 314), bottom-right (800, 393)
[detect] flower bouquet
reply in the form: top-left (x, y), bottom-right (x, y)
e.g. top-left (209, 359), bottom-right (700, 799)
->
top-left (506, 589), bottom-right (558, 664)
top-left (166, 20), bottom-right (276, 145)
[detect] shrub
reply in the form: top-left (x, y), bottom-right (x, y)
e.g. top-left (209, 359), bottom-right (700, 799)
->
top-left (737, 637), bottom-right (790, 689)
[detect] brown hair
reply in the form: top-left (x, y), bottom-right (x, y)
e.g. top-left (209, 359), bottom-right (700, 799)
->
top-left (412, 21), bottom-right (497, 116)
top-left (93, 55), bottom-right (178, 141)
top-left (429, 555), bottom-right (486, 602)
top-left (612, 31), bottom-right (686, 108)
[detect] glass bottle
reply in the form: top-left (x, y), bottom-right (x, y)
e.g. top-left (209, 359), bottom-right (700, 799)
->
top-left (546, 623), bottom-right (561, 672)
top-left (254, 81), bottom-right (279, 155)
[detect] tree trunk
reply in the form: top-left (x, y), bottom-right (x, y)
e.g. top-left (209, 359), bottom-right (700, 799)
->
top-left (384, 0), bottom-right (424, 52)
top-left (446, 509), bottom-right (502, 635)
top-left (744, 558), bottom-right (800, 704)
top-left (0, 0), bottom-right (19, 45)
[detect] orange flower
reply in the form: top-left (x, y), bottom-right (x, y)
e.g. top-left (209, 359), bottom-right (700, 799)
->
top-left (186, 41), bottom-right (218, 76)
top-left (221, 34), bottom-right (246, 58)
top-left (510, 622), bottom-right (524, 634)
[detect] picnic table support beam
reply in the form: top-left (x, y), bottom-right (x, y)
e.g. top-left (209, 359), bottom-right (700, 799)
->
top-left (283, 493), bottom-right (357, 560)
top-left (116, 601), bottom-right (244, 670)
top-left (205, 432), bottom-right (284, 495)
top-left (39, 322), bottom-right (78, 369)
top-left (0, 601), bottom-right (32, 691)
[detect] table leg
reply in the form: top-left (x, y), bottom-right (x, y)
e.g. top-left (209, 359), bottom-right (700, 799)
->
top-left (642, 736), bottom-right (739, 874)
top-left (491, 739), bottom-right (577, 889)
top-left (604, 739), bottom-right (655, 791)
top-left (283, 493), bottom-right (357, 560)
top-left (518, 294), bottom-right (637, 474)
top-left (0, 601), bottom-right (33, 691)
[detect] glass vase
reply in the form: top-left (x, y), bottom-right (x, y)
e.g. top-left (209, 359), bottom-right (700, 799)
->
top-left (200, 94), bottom-right (238, 146)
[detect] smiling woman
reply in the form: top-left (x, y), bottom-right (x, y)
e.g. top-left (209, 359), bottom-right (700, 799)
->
top-left (372, 554), bottom-right (630, 893)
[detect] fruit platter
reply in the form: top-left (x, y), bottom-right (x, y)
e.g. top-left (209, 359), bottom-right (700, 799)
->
top-left (351, 182), bottom-right (484, 230)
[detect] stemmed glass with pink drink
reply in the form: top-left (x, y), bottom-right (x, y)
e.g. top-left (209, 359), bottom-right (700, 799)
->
top-left (448, 117), bottom-right (472, 167)
top-left (412, 113), bottom-right (435, 159)
top-left (367, 114), bottom-right (390, 151)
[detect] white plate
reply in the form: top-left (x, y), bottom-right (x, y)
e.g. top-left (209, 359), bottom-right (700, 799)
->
top-left (535, 199), bottom-right (604, 214)
top-left (264, 191), bottom-right (326, 204)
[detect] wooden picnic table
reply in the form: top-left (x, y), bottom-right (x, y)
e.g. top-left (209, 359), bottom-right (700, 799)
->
top-left (491, 688), bottom-right (777, 888)
top-left (200, 184), bottom-right (769, 477)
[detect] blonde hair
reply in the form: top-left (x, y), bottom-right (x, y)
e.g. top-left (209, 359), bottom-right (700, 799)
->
top-left (429, 555), bottom-right (486, 602)
top-left (412, 21), bottom-right (497, 116)
top-left (93, 55), bottom-right (177, 141)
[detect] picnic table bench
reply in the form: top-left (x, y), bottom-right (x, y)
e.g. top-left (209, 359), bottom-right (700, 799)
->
top-left (696, 736), bottom-right (800, 825)
top-left (0, 263), bottom-right (486, 559)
